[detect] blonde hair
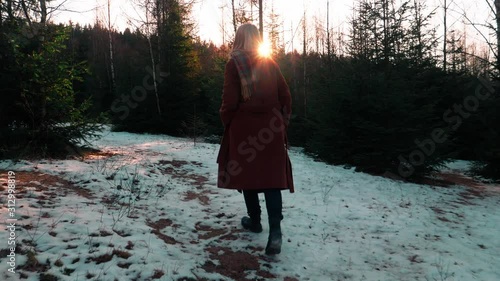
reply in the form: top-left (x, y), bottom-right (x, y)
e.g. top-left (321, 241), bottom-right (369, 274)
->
top-left (232, 23), bottom-right (261, 52)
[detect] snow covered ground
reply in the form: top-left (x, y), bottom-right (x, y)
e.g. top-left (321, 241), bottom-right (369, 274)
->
top-left (1, 128), bottom-right (499, 281)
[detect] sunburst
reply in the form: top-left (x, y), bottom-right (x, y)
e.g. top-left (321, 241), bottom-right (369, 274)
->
top-left (258, 40), bottom-right (272, 57)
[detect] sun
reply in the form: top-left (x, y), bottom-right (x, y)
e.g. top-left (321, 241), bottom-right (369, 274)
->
top-left (258, 40), bottom-right (272, 57)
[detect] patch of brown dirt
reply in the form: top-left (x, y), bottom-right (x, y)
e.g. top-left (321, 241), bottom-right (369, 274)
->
top-left (150, 229), bottom-right (177, 244)
top-left (201, 246), bottom-right (260, 281)
top-left (151, 269), bottom-right (165, 279)
top-left (427, 172), bottom-right (500, 206)
top-left (218, 233), bottom-right (239, 241)
top-left (147, 218), bottom-right (178, 245)
top-left (82, 150), bottom-right (119, 160)
top-left (112, 249), bottom-right (132, 259)
top-left (88, 253), bottom-right (114, 264)
top-left (184, 174), bottom-right (209, 187)
top-left (0, 170), bottom-right (95, 199)
top-left (159, 160), bottom-right (190, 168)
top-left (439, 173), bottom-right (494, 205)
top-left (146, 218), bottom-right (173, 230)
top-left (195, 222), bottom-right (227, 240)
top-left (157, 160), bottom-right (209, 188)
top-left (183, 190), bottom-right (214, 206)
top-left (117, 262), bottom-right (132, 269)
top-left (438, 172), bottom-right (487, 189)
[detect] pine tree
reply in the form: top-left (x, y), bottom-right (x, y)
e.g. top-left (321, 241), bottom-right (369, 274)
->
top-left (306, 0), bottom-right (452, 178)
top-left (113, 0), bottom-right (201, 135)
top-left (0, 2), bottom-right (104, 158)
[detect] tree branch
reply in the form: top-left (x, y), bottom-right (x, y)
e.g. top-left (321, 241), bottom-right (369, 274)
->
top-left (20, 0), bottom-right (33, 28)
top-left (459, 9), bottom-right (498, 60)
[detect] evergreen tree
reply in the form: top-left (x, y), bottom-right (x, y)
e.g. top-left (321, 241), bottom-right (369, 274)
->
top-left (113, 0), bottom-right (201, 135)
top-left (0, 24), bottom-right (103, 158)
top-left (305, 0), bottom-right (453, 178)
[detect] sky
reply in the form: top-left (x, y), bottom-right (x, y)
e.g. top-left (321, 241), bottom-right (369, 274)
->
top-left (50, 0), bottom-right (493, 52)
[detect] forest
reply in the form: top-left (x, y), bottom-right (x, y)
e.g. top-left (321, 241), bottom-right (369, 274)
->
top-left (1, 0), bottom-right (499, 181)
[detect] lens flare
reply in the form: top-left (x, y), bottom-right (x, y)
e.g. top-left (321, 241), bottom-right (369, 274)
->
top-left (258, 41), bottom-right (272, 57)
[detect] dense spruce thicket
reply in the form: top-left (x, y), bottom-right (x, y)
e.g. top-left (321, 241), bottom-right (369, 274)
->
top-left (0, 19), bottom-right (103, 158)
top-left (1, 0), bottom-right (499, 180)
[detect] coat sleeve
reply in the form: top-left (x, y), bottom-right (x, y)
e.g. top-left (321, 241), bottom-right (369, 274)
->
top-left (220, 59), bottom-right (241, 127)
top-left (275, 63), bottom-right (292, 127)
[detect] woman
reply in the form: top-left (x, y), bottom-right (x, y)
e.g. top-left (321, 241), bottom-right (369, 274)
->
top-left (216, 23), bottom-right (294, 255)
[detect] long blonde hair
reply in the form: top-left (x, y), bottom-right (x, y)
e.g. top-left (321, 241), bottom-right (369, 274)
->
top-left (232, 23), bottom-right (261, 52)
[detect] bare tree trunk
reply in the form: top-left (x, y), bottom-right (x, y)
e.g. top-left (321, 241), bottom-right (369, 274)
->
top-left (250, 0), bottom-right (253, 22)
top-left (39, 0), bottom-right (47, 24)
top-left (303, 9), bottom-right (307, 118)
top-left (220, 5), bottom-right (226, 45)
top-left (156, 0), bottom-right (162, 67)
top-left (146, 0), bottom-right (161, 116)
top-left (259, 0), bottom-right (263, 39)
top-left (0, 0), bottom-right (3, 26)
top-left (232, 0), bottom-right (237, 34)
top-left (327, 0), bottom-right (331, 58)
top-left (462, 22), bottom-right (467, 72)
top-left (4, 0), bottom-right (8, 22)
top-left (291, 20), bottom-right (298, 105)
top-left (443, 0), bottom-right (448, 72)
top-left (38, 0), bottom-right (47, 41)
top-left (382, 0), bottom-right (389, 67)
top-left (193, 105), bottom-right (197, 146)
top-left (107, 0), bottom-right (116, 96)
top-left (148, 36), bottom-right (162, 116)
top-left (373, 6), bottom-right (379, 61)
top-left (414, 0), bottom-right (422, 60)
top-left (495, 0), bottom-right (500, 73)
top-left (327, 0), bottom-right (332, 97)
top-left (20, 0), bottom-right (33, 28)
top-left (5, 0), bottom-right (14, 22)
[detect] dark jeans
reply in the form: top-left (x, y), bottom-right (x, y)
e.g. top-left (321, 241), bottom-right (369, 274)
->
top-left (243, 189), bottom-right (283, 222)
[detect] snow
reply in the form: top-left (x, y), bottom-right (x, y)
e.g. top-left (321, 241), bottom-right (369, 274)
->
top-left (442, 160), bottom-right (472, 173)
top-left (1, 127), bottom-right (499, 281)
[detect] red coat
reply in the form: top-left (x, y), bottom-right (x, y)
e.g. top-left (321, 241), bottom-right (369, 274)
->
top-left (217, 57), bottom-right (294, 193)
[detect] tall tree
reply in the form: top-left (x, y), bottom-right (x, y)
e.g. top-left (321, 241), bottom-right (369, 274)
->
top-left (259, 0), bottom-right (263, 38)
top-left (443, 0), bottom-right (448, 71)
top-left (302, 7), bottom-right (308, 117)
top-left (232, 0), bottom-right (237, 34)
top-left (407, 0), bottom-right (437, 66)
top-left (267, 1), bottom-right (282, 55)
top-left (495, 0), bottom-right (500, 73)
top-left (117, 0), bottom-right (200, 134)
top-left (327, 0), bottom-right (331, 57)
top-left (107, 0), bottom-right (117, 96)
top-left (0, 1), bottom-right (103, 157)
